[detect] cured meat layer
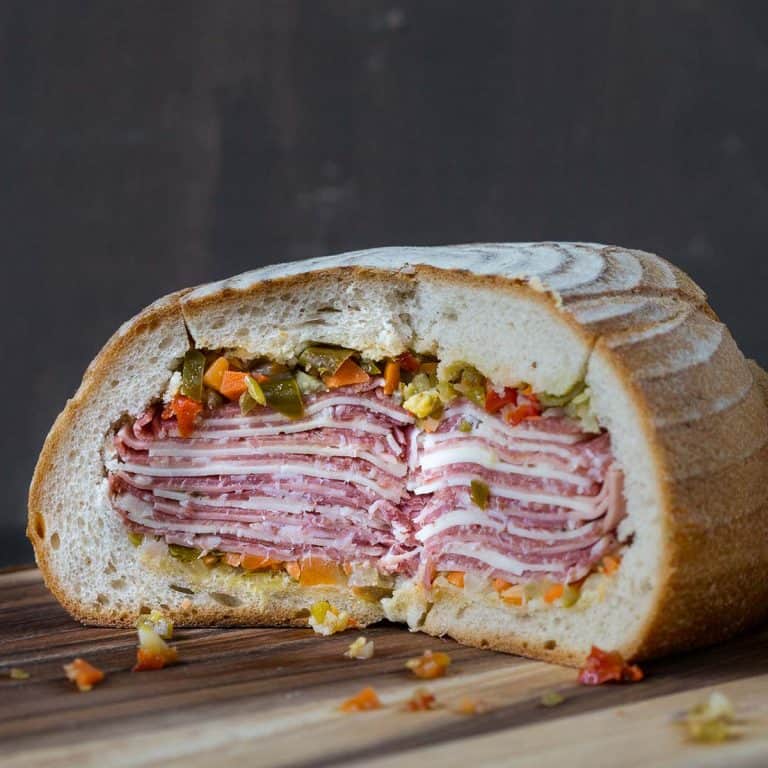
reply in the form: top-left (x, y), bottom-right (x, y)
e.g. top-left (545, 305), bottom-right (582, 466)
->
top-left (107, 381), bottom-right (626, 584)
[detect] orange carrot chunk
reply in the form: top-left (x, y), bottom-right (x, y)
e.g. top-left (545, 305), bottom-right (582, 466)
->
top-left (444, 571), bottom-right (465, 588)
top-left (323, 358), bottom-right (370, 388)
top-left (203, 356), bottom-right (229, 390)
top-left (219, 370), bottom-right (249, 400)
top-left (340, 686), bottom-right (382, 712)
top-left (543, 583), bottom-right (564, 603)
top-left (383, 360), bottom-right (400, 395)
top-left (64, 658), bottom-right (105, 692)
top-left (405, 650), bottom-right (452, 679)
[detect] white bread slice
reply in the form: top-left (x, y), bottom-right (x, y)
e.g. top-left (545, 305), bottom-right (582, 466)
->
top-left (28, 243), bottom-right (768, 666)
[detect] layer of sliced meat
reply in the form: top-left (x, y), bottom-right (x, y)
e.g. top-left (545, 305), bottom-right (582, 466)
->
top-left (107, 380), bottom-right (627, 586)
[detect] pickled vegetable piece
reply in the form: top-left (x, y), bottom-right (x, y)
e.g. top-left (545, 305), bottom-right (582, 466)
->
top-left (64, 658), bottom-right (105, 692)
top-left (167, 394), bottom-right (203, 437)
top-left (298, 346), bottom-right (354, 376)
top-left (284, 561), bottom-right (301, 580)
top-left (345, 636), bottom-right (375, 660)
top-left (506, 402), bottom-right (541, 426)
top-left (444, 571), bottom-right (465, 588)
top-left (9, 668), bottom-right (30, 680)
top-left (359, 359), bottom-right (381, 375)
top-left (600, 555), bottom-right (621, 575)
top-left (396, 351), bottom-right (421, 372)
top-left (405, 650), bottom-right (451, 679)
top-left (323, 358), bottom-right (370, 388)
top-left (485, 382), bottom-right (517, 413)
top-left (299, 558), bottom-right (346, 586)
top-left (246, 375), bottom-right (267, 405)
top-left (219, 370), bottom-right (249, 401)
top-left (403, 390), bottom-right (442, 418)
top-left (261, 371), bottom-right (304, 419)
top-left (203, 356), bottom-right (229, 391)
top-left (180, 349), bottom-right (205, 402)
top-left (683, 692), bottom-right (737, 743)
top-left (340, 686), bottom-right (381, 712)
top-left (578, 646), bottom-right (643, 685)
top-left (133, 623), bottom-right (178, 671)
top-left (128, 532), bottom-right (144, 547)
top-left (458, 419), bottom-right (473, 433)
top-left (543, 583), bottom-right (564, 603)
top-left (470, 479), bottom-right (490, 509)
top-left (383, 360), bottom-right (400, 395)
top-left (561, 583), bottom-right (581, 607)
top-left (540, 690), bottom-right (565, 707)
top-left (405, 688), bottom-right (437, 711)
top-left (295, 370), bottom-right (325, 394)
top-left (168, 544), bottom-right (199, 562)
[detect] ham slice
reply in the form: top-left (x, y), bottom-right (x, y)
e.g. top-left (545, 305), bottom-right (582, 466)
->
top-left (107, 382), bottom-right (626, 585)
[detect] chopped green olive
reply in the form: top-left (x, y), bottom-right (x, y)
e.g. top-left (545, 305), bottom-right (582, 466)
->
top-left (537, 381), bottom-right (586, 408)
top-left (168, 544), bottom-right (199, 562)
top-left (470, 479), bottom-right (490, 509)
top-left (561, 584), bottom-right (581, 607)
top-left (261, 371), bottom-right (304, 419)
top-left (246, 374), bottom-right (266, 405)
top-left (128, 532), bottom-right (144, 547)
top-left (359, 359), bottom-right (381, 375)
top-left (458, 419), bottom-right (473, 433)
top-left (295, 370), bottom-right (326, 394)
top-left (297, 346), bottom-right (355, 376)
top-left (239, 390), bottom-right (259, 415)
top-left (180, 349), bottom-right (206, 401)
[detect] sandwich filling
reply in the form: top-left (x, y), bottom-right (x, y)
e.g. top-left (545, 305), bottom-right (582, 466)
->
top-left (106, 349), bottom-right (627, 605)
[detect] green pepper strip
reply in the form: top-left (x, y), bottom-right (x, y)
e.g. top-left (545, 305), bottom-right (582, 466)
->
top-left (180, 349), bottom-right (206, 402)
top-left (297, 346), bottom-right (355, 377)
top-left (470, 479), bottom-right (490, 509)
top-left (261, 372), bottom-right (304, 419)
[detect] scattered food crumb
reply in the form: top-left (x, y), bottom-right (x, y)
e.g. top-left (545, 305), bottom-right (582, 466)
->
top-left (405, 650), bottom-right (451, 679)
top-left (133, 619), bottom-right (179, 671)
top-left (64, 658), bottom-right (105, 692)
top-left (309, 600), bottom-right (351, 636)
top-left (9, 667), bottom-right (30, 680)
top-left (340, 686), bottom-right (381, 713)
top-left (578, 646), bottom-right (643, 685)
top-left (405, 688), bottom-right (437, 711)
top-left (345, 636), bottom-right (375, 660)
top-left (137, 608), bottom-right (174, 640)
top-left (452, 696), bottom-right (489, 716)
top-left (681, 692), bottom-right (740, 743)
top-left (540, 690), bottom-right (565, 707)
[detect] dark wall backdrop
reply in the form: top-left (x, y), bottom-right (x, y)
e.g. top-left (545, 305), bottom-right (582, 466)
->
top-left (2, 1), bottom-right (768, 565)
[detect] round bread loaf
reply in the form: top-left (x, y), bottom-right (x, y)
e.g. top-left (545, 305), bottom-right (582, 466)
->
top-left (28, 243), bottom-right (768, 665)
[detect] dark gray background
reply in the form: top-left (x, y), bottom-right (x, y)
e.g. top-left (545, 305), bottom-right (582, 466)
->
top-left (3, 1), bottom-right (768, 566)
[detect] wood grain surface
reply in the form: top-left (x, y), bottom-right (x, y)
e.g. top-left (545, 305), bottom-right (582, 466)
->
top-left (2, 568), bottom-right (767, 767)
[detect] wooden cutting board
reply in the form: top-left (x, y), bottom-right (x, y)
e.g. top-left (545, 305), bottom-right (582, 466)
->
top-left (2, 568), bottom-right (767, 767)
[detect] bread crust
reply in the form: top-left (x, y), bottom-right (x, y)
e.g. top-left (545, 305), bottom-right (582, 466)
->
top-left (28, 243), bottom-right (768, 664)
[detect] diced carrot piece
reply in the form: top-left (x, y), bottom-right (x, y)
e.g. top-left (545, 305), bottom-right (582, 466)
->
top-left (299, 558), bottom-right (346, 586)
top-left (240, 553), bottom-right (282, 570)
top-left (485, 382), bottom-right (517, 413)
top-left (383, 360), bottom-right (400, 395)
top-left (601, 555), bottom-right (621, 575)
top-left (405, 650), bottom-right (452, 679)
top-left (203, 356), bottom-right (229, 390)
top-left (323, 359), bottom-right (370, 388)
top-left (284, 561), bottom-right (301, 580)
top-left (224, 552), bottom-right (242, 567)
top-left (544, 583), bottom-right (564, 603)
top-left (133, 647), bottom-right (178, 671)
top-left (444, 571), bottom-right (465, 588)
top-left (420, 362), bottom-right (438, 376)
top-left (492, 578), bottom-right (511, 593)
top-left (506, 402), bottom-right (541, 425)
top-left (219, 370), bottom-right (249, 400)
top-left (340, 686), bottom-right (381, 712)
top-left (63, 658), bottom-right (105, 692)
top-left (501, 585), bottom-right (525, 606)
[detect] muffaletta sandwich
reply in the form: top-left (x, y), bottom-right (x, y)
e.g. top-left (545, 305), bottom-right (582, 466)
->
top-left (29, 243), bottom-right (768, 665)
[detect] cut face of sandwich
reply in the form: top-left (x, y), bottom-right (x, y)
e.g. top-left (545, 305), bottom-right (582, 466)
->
top-left (106, 351), bottom-right (628, 621)
top-left (28, 243), bottom-right (768, 666)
